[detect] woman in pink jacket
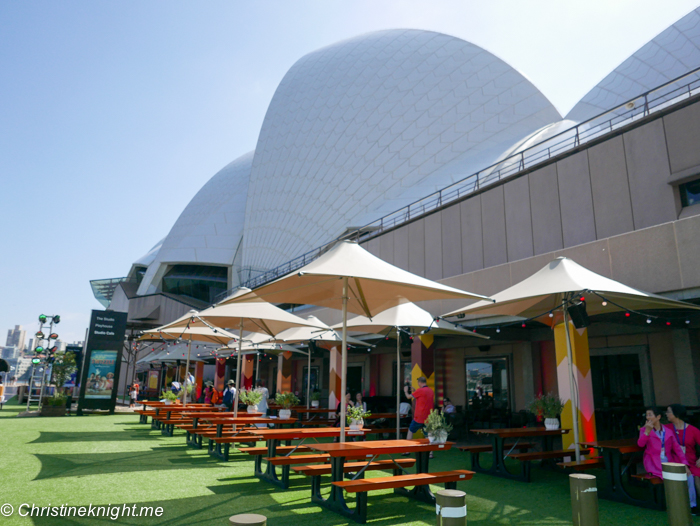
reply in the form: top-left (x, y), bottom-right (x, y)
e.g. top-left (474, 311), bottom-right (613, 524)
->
top-left (638, 407), bottom-right (693, 511)
top-left (666, 404), bottom-right (699, 513)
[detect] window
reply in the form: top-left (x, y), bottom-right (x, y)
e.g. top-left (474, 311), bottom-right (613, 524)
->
top-left (466, 357), bottom-right (510, 411)
top-left (161, 265), bottom-right (228, 304)
top-left (680, 178), bottom-right (700, 207)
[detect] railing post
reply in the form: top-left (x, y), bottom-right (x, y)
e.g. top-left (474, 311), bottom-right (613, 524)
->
top-left (662, 463), bottom-right (692, 526)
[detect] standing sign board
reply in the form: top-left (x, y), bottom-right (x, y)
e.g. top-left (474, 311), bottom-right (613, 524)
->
top-left (77, 310), bottom-right (127, 415)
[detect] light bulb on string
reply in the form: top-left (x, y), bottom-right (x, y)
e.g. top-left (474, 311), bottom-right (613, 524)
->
top-left (666, 321), bottom-right (671, 326)
top-left (646, 318), bottom-right (652, 324)
top-left (625, 312), bottom-right (631, 317)
top-left (548, 312), bottom-right (554, 318)
top-left (521, 323), bottom-right (526, 328)
top-left (496, 328), bottom-right (501, 333)
top-left (686, 320), bottom-right (691, 324)
top-left (602, 301), bottom-right (608, 307)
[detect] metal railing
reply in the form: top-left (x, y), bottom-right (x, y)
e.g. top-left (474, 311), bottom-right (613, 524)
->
top-left (216, 67), bottom-right (700, 300)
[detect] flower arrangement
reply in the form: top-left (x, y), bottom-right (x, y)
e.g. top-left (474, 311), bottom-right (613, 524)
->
top-left (528, 393), bottom-right (564, 419)
top-left (45, 392), bottom-right (68, 407)
top-left (239, 389), bottom-right (263, 406)
top-left (275, 391), bottom-right (300, 409)
top-left (346, 405), bottom-right (371, 425)
top-left (161, 390), bottom-right (179, 402)
top-left (422, 409), bottom-right (453, 435)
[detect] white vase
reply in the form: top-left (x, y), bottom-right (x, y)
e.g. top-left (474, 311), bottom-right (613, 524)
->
top-left (279, 409), bottom-right (292, 419)
top-left (349, 418), bottom-right (363, 431)
top-left (247, 405), bottom-right (258, 413)
top-left (164, 400), bottom-right (172, 406)
top-left (311, 400), bottom-right (320, 408)
top-left (544, 417), bottom-right (560, 430)
top-left (427, 430), bottom-right (448, 444)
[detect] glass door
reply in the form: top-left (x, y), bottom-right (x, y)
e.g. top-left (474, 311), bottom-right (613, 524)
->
top-left (466, 357), bottom-right (510, 427)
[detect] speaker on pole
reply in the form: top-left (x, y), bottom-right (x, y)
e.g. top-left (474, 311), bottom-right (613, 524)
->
top-left (567, 301), bottom-right (590, 329)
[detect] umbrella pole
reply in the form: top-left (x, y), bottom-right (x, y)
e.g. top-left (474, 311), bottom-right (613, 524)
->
top-left (340, 277), bottom-right (348, 443)
top-left (255, 352), bottom-right (260, 384)
top-left (183, 336), bottom-right (191, 405)
top-left (396, 328), bottom-right (400, 440)
top-left (234, 320), bottom-right (243, 417)
top-left (307, 349), bottom-right (311, 410)
top-left (562, 299), bottom-right (581, 462)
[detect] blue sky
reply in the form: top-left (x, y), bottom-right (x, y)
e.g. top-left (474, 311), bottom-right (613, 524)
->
top-left (2, 0), bottom-right (699, 344)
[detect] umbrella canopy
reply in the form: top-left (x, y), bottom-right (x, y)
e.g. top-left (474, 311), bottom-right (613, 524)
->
top-left (338, 302), bottom-right (489, 338)
top-left (140, 325), bottom-right (238, 346)
top-left (273, 315), bottom-right (371, 347)
top-left (442, 256), bottom-right (700, 462)
top-left (444, 257), bottom-right (700, 324)
top-left (161, 290), bottom-right (323, 416)
top-left (228, 240), bottom-right (492, 441)
top-left (168, 289), bottom-right (323, 335)
top-left (228, 240), bottom-right (492, 316)
top-left (335, 302), bottom-right (487, 439)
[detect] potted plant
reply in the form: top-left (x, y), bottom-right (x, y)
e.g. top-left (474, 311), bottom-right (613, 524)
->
top-left (346, 405), bottom-right (371, 431)
top-left (275, 392), bottom-right (299, 419)
top-left (310, 390), bottom-right (321, 408)
top-left (239, 389), bottom-right (263, 413)
top-left (48, 350), bottom-right (77, 413)
top-left (528, 393), bottom-right (564, 430)
top-left (161, 390), bottom-right (179, 405)
top-left (41, 392), bottom-right (68, 417)
top-left (423, 409), bottom-right (453, 443)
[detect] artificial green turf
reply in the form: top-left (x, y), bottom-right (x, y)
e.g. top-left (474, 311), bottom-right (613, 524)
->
top-left (0, 398), bottom-right (697, 526)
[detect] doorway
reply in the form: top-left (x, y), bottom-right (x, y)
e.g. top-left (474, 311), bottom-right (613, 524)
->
top-left (346, 364), bottom-right (364, 397)
top-left (465, 357), bottom-right (511, 428)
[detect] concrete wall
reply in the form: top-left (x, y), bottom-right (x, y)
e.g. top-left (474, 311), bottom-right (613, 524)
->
top-left (361, 99), bottom-right (700, 295)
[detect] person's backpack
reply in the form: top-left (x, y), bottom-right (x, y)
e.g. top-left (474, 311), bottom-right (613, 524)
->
top-left (211, 389), bottom-right (220, 405)
top-left (223, 388), bottom-right (233, 405)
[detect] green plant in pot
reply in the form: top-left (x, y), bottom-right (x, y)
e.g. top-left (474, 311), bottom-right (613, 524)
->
top-left (275, 392), bottom-right (299, 419)
top-left (161, 390), bottom-right (179, 405)
top-left (528, 392), bottom-right (564, 430)
top-left (239, 389), bottom-right (263, 412)
top-left (423, 409), bottom-right (453, 443)
top-left (310, 390), bottom-right (321, 407)
top-left (346, 405), bottom-right (370, 430)
top-left (40, 391), bottom-right (69, 417)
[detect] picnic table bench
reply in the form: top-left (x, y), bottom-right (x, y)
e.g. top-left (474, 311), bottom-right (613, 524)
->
top-left (458, 442), bottom-right (535, 468)
top-left (582, 439), bottom-right (663, 510)
top-left (306, 440), bottom-right (471, 524)
top-left (253, 427), bottom-right (367, 489)
top-left (470, 427), bottom-right (571, 482)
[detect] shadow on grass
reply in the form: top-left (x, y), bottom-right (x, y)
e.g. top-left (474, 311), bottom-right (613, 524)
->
top-left (33, 450), bottom-right (222, 480)
top-left (30, 431), bottom-right (156, 443)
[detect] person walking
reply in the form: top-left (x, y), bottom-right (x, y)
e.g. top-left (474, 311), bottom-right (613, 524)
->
top-left (403, 376), bottom-right (435, 457)
top-left (223, 380), bottom-right (236, 411)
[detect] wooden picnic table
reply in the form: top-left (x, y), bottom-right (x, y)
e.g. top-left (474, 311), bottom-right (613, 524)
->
top-left (580, 439), bottom-right (660, 510)
top-left (470, 427), bottom-right (570, 482)
top-left (306, 439), bottom-right (463, 523)
top-left (153, 405), bottom-right (226, 435)
top-left (253, 427), bottom-right (367, 488)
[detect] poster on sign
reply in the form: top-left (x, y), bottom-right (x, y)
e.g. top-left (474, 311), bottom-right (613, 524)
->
top-left (84, 350), bottom-right (118, 399)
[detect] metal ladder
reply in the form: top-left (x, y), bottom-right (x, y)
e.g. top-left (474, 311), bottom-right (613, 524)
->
top-left (26, 365), bottom-right (45, 410)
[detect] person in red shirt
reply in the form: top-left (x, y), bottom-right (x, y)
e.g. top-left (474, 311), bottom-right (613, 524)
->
top-left (403, 376), bottom-right (434, 440)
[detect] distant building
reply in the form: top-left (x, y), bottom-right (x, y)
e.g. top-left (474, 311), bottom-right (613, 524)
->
top-left (1, 346), bottom-right (18, 360)
top-left (6, 325), bottom-right (25, 351)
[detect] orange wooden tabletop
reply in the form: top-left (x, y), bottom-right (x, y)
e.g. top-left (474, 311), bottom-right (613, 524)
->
top-left (253, 427), bottom-right (367, 440)
top-left (581, 439), bottom-right (641, 454)
top-left (471, 427), bottom-right (570, 437)
top-left (307, 439), bottom-right (454, 457)
top-left (201, 417), bottom-right (297, 425)
top-left (157, 406), bottom-right (225, 412)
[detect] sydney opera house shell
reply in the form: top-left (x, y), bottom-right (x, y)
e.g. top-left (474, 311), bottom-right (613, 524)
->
top-left (95, 7), bottom-right (700, 324)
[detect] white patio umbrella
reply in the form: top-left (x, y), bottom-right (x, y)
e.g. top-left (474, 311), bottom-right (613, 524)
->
top-left (164, 289), bottom-right (323, 416)
top-left (226, 240), bottom-right (493, 441)
top-left (143, 313), bottom-right (238, 404)
top-left (444, 256), bottom-right (700, 460)
top-left (271, 315), bottom-right (373, 410)
top-left (336, 302), bottom-right (488, 439)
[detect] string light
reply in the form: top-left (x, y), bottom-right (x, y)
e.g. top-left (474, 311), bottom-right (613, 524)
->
top-left (686, 320), bottom-right (691, 324)
top-left (647, 318), bottom-right (652, 324)
top-left (521, 323), bottom-right (526, 328)
top-left (496, 328), bottom-right (501, 333)
top-left (666, 321), bottom-right (671, 326)
top-left (625, 312), bottom-right (631, 317)
top-left (602, 301), bottom-right (607, 307)
top-left (548, 312), bottom-right (554, 318)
